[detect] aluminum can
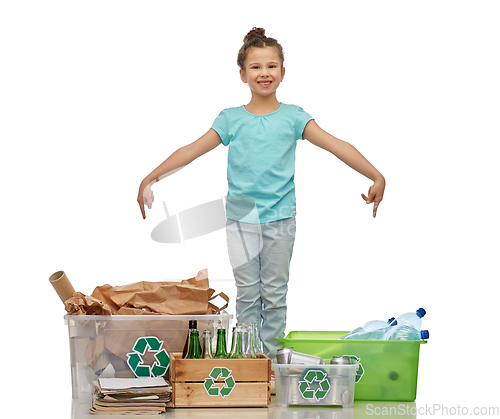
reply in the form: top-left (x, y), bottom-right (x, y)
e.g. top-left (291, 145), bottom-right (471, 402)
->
top-left (330, 356), bottom-right (350, 365)
top-left (276, 347), bottom-right (294, 364)
top-left (289, 351), bottom-right (324, 365)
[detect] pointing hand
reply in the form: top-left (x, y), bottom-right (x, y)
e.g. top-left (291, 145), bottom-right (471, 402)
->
top-left (137, 181), bottom-right (155, 219)
top-left (361, 177), bottom-right (385, 218)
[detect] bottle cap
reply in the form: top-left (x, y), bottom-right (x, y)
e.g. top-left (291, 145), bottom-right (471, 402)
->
top-left (420, 330), bottom-right (429, 339)
top-left (416, 308), bottom-right (426, 318)
top-left (189, 320), bottom-right (198, 328)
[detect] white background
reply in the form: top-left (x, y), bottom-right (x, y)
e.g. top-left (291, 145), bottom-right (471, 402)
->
top-left (1, 1), bottom-right (499, 417)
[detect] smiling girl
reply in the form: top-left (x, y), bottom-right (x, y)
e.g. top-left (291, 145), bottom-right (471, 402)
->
top-left (137, 27), bottom-right (385, 361)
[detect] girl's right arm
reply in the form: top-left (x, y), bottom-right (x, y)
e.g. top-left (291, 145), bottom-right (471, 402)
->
top-left (137, 128), bottom-right (222, 219)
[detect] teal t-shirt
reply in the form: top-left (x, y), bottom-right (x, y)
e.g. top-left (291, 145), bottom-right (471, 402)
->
top-left (211, 103), bottom-right (313, 224)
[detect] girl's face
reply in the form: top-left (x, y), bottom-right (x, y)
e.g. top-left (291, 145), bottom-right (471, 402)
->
top-left (240, 46), bottom-right (285, 98)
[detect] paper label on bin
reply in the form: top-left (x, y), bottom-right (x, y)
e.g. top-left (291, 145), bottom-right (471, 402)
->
top-left (126, 336), bottom-right (170, 378)
top-left (298, 369), bottom-right (331, 401)
top-left (203, 367), bottom-right (235, 398)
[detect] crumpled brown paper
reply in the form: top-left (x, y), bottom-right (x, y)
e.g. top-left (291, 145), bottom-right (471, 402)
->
top-left (65, 268), bottom-right (229, 316)
top-left (63, 269), bottom-right (230, 377)
top-left (65, 292), bottom-right (113, 315)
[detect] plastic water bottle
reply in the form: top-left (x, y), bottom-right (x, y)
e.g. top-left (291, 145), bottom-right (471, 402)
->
top-left (341, 325), bottom-right (393, 340)
top-left (394, 308), bottom-right (426, 330)
top-left (385, 325), bottom-right (429, 341)
top-left (340, 317), bottom-right (396, 340)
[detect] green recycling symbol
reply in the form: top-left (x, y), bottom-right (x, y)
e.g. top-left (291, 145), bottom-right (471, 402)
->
top-left (203, 367), bottom-right (236, 398)
top-left (342, 355), bottom-right (364, 383)
top-left (126, 336), bottom-right (170, 378)
top-left (298, 369), bottom-right (331, 401)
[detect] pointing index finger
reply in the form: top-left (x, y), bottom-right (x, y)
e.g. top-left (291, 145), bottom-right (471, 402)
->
top-left (138, 199), bottom-right (146, 219)
top-left (372, 198), bottom-right (381, 218)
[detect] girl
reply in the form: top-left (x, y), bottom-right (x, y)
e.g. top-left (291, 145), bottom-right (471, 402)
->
top-left (137, 28), bottom-right (385, 361)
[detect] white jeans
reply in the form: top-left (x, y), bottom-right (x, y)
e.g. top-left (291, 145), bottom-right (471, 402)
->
top-left (226, 217), bottom-right (296, 360)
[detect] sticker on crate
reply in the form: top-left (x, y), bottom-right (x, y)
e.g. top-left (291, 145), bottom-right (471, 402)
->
top-left (298, 369), bottom-right (331, 401)
top-left (342, 355), bottom-right (364, 383)
top-left (203, 367), bottom-right (236, 398)
top-left (126, 336), bottom-right (170, 378)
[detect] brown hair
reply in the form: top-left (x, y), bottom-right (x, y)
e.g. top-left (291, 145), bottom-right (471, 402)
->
top-left (237, 27), bottom-right (285, 70)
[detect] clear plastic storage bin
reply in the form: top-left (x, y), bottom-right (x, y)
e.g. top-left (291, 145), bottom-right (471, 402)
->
top-left (272, 362), bottom-right (359, 407)
top-left (65, 313), bottom-right (233, 399)
top-left (279, 331), bottom-right (427, 401)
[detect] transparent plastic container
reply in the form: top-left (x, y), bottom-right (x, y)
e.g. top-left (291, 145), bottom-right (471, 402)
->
top-left (272, 362), bottom-right (358, 407)
top-left (279, 330), bottom-right (427, 401)
top-left (65, 313), bottom-right (233, 399)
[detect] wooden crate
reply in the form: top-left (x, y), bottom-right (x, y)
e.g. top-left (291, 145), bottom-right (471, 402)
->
top-left (169, 352), bottom-right (271, 407)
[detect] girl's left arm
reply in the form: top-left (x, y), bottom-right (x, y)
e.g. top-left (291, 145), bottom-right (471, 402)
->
top-left (303, 120), bottom-right (385, 218)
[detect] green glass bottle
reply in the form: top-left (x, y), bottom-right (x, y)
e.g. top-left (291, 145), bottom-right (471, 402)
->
top-left (214, 328), bottom-right (228, 359)
top-left (183, 320), bottom-right (198, 359)
top-left (230, 326), bottom-right (246, 359)
top-left (186, 330), bottom-right (202, 359)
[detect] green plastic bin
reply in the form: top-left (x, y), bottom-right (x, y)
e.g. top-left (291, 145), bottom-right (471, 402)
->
top-left (278, 331), bottom-right (427, 401)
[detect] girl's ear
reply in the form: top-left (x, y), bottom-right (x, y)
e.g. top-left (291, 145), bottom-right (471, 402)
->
top-left (240, 69), bottom-right (247, 84)
top-left (281, 66), bottom-right (285, 81)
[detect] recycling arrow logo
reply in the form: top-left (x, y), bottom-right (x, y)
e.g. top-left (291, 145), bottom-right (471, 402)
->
top-left (342, 355), bottom-right (364, 383)
top-left (126, 336), bottom-right (170, 378)
top-left (298, 369), bottom-right (331, 401)
top-left (203, 367), bottom-right (236, 398)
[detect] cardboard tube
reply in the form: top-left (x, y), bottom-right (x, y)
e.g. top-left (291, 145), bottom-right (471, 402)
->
top-left (49, 270), bottom-right (76, 303)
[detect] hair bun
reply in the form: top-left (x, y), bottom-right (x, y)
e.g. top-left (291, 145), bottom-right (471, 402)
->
top-left (237, 27), bottom-right (284, 70)
top-left (244, 27), bottom-right (266, 43)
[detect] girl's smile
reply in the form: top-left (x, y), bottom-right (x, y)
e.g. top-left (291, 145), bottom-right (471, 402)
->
top-left (240, 46), bottom-right (285, 98)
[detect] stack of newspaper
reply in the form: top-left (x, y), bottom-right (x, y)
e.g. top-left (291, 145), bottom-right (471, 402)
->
top-left (90, 377), bottom-right (172, 415)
